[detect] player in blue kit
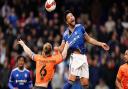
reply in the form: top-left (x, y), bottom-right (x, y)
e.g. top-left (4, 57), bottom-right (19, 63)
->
top-left (8, 56), bottom-right (33, 89)
top-left (59, 10), bottom-right (110, 89)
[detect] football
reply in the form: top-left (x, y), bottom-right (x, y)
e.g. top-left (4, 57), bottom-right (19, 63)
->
top-left (45, 0), bottom-right (56, 12)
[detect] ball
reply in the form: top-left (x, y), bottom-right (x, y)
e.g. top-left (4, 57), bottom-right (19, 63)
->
top-left (45, 0), bottom-right (56, 12)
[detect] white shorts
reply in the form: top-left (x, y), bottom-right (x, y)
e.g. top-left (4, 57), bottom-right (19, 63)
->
top-left (69, 53), bottom-right (89, 79)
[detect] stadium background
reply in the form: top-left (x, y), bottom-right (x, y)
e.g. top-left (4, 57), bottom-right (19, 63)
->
top-left (0, 0), bottom-right (128, 89)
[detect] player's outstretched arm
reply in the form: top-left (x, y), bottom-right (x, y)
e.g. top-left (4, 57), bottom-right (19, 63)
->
top-left (54, 41), bottom-right (65, 53)
top-left (62, 42), bottom-right (69, 59)
top-left (18, 39), bottom-right (33, 59)
top-left (85, 33), bottom-right (110, 51)
top-left (115, 78), bottom-right (122, 89)
top-left (58, 41), bottom-right (66, 53)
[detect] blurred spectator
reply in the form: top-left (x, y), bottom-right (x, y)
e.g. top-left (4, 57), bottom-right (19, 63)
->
top-left (105, 15), bottom-right (116, 33)
top-left (100, 59), bottom-right (116, 89)
top-left (95, 78), bottom-right (109, 89)
top-left (1, 2), bottom-right (11, 18)
top-left (1, 59), bottom-right (10, 89)
top-left (97, 25), bottom-right (108, 42)
top-left (0, 40), bottom-right (7, 64)
top-left (89, 55), bottom-right (100, 89)
top-left (18, 12), bottom-right (26, 28)
top-left (7, 8), bottom-right (18, 28)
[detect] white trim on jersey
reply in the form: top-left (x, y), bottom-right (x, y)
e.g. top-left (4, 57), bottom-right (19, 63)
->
top-left (12, 67), bottom-right (29, 72)
top-left (31, 52), bottom-right (35, 60)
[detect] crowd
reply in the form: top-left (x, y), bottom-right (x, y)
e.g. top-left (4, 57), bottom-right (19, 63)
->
top-left (0, 0), bottom-right (128, 89)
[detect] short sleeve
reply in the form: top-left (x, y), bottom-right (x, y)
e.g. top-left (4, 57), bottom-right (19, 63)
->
top-left (117, 67), bottom-right (123, 81)
top-left (27, 72), bottom-right (33, 88)
top-left (32, 54), bottom-right (41, 61)
top-left (9, 71), bottom-right (14, 82)
top-left (81, 25), bottom-right (86, 35)
top-left (53, 51), bottom-right (63, 65)
top-left (8, 71), bottom-right (15, 89)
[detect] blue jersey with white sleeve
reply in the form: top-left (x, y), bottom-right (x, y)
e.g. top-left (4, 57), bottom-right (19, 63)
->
top-left (63, 24), bottom-right (86, 54)
top-left (8, 67), bottom-right (33, 89)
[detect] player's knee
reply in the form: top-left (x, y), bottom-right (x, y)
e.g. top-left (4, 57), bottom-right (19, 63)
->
top-left (80, 79), bottom-right (89, 86)
top-left (68, 74), bottom-right (76, 81)
top-left (68, 80), bottom-right (75, 85)
top-left (81, 79), bottom-right (89, 89)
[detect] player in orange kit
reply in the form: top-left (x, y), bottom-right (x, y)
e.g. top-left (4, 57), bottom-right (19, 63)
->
top-left (116, 50), bottom-right (128, 89)
top-left (18, 39), bottom-right (69, 89)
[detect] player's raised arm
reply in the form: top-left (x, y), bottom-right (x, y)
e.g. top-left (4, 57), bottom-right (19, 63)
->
top-left (53, 42), bottom-right (69, 65)
top-left (62, 42), bottom-right (69, 59)
top-left (84, 32), bottom-right (110, 51)
top-left (58, 40), bottom-right (66, 53)
top-left (18, 39), bottom-right (33, 59)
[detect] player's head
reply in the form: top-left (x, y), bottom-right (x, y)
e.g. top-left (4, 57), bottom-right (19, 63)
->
top-left (42, 42), bottom-right (52, 57)
top-left (64, 10), bottom-right (75, 27)
top-left (124, 50), bottom-right (128, 63)
top-left (17, 56), bottom-right (26, 70)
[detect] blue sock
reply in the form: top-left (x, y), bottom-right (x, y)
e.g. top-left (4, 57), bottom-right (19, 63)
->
top-left (63, 81), bottom-right (73, 89)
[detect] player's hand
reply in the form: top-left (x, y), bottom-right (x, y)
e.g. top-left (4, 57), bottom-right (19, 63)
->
top-left (101, 43), bottom-right (110, 51)
top-left (17, 39), bottom-right (25, 46)
top-left (54, 47), bottom-right (59, 51)
top-left (65, 41), bottom-right (69, 49)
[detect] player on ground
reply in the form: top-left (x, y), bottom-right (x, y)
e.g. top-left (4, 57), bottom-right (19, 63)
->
top-left (59, 10), bottom-right (110, 89)
top-left (116, 50), bottom-right (128, 89)
top-left (18, 39), bottom-right (69, 89)
top-left (8, 56), bottom-right (33, 89)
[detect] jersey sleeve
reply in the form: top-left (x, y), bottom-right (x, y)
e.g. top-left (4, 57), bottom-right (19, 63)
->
top-left (62, 30), bottom-right (68, 43)
top-left (81, 25), bottom-right (86, 35)
top-left (32, 53), bottom-right (41, 61)
top-left (53, 50), bottom-right (63, 65)
top-left (27, 72), bottom-right (33, 88)
top-left (8, 71), bottom-right (14, 89)
top-left (117, 66), bottom-right (123, 81)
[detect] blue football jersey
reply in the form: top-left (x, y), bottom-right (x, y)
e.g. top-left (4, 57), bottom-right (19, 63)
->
top-left (8, 67), bottom-right (33, 89)
top-left (63, 24), bottom-right (86, 54)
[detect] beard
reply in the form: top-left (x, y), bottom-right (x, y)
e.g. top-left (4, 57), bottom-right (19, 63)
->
top-left (68, 24), bottom-right (75, 29)
top-left (19, 66), bottom-right (24, 70)
top-left (70, 22), bottom-right (75, 27)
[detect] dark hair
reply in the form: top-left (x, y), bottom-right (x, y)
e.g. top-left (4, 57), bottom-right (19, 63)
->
top-left (64, 10), bottom-right (72, 22)
top-left (17, 55), bottom-right (26, 62)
